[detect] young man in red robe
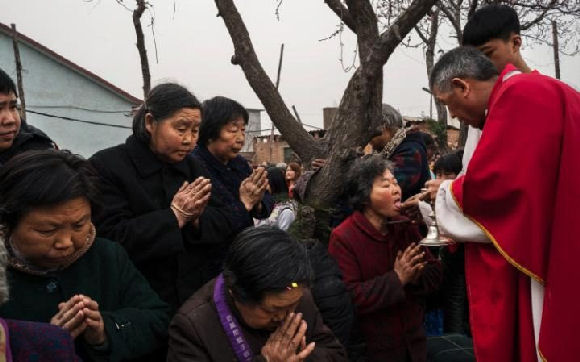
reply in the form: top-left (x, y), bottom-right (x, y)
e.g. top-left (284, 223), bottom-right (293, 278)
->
top-left (428, 46), bottom-right (580, 362)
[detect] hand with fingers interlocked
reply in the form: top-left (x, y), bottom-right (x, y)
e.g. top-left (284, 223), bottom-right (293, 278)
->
top-left (171, 177), bottom-right (212, 228)
top-left (239, 167), bottom-right (269, 212)
top-left (50, 294), bottom-right (106, 346)
top-left (261, 312), bottom-right (316, 362)
top-left (394, 243), bottom-right (427, 286)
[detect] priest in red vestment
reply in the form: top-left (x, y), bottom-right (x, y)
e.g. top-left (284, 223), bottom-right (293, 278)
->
top-left (428, 46), bottom-right (580, 362)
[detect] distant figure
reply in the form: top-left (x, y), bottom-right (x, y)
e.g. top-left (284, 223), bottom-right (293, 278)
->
top-left (370, 104), bottom-right (431, 201)
top-left (168, 226), bottom-right (347, 361)
top-left (256, 167), bottom-right (296, 231)
top-left (286, 162), bottom-right (302, 198)
top-left (0, 67), bottom-right (54, 167)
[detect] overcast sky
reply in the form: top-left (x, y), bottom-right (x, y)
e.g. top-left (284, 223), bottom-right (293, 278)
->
top-left (2, 0), bottom-right (579, 130)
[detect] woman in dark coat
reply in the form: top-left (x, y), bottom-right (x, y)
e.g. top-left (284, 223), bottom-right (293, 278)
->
top-left (168, 226), bottom-right (347, 361)
top-left (192, 96), bottom-right (273, 234)
top-left (0, 150), bottom-right (169, 361)
top-left (328, 155), bottom-right (442, 362)
top-left (90, 84), bottom-right (234, 313)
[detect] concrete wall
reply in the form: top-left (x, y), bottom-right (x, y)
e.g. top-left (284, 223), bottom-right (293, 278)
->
top-left (0, 33), bottom-right (136, 158)
top-left (241, 109), bottom-right (261, 153)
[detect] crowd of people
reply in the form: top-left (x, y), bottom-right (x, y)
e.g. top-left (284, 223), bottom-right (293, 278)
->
top-left (0, 4), bottom-right (578, 362)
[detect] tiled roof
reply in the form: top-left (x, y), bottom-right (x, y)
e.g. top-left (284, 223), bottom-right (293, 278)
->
top-left (0, 22), bottom-right (141, 105)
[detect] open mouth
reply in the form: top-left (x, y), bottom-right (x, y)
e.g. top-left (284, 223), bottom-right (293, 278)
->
top-left (393, 198), bottom-right (402, 210)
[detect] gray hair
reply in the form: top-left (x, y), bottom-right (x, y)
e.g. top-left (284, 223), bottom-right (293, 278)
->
top-left (381, 104), bottom-right (403, 133)
top-left (429, 46), bottom-right (499, 92)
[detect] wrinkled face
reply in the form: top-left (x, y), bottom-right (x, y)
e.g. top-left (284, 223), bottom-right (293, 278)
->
top-left (10, 197), bottom-right (92, 269)
top-left (477, 34), bottom-right (520, 73)
top-left (146, 108), bottom-right (201, 163)
top-left (366, 169), bottom-right (402, 218)
top-left (433, 81), bottom-right (487, 129)
top-left (0, 92), bottom-right (21, 152)
top-left (435, 171), bottom-right (458, 180)
top-left (207, 118), bottom-right (246, 164)
top-left (285, 167), bottom-right (296, 181)
top-left (235, 287), bottom-right (303, 331)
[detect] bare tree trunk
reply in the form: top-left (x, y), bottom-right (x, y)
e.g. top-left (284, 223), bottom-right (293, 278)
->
top-left (214, 0), bottom-right (324, 166)
top-left (424, 10), bottom-right (448, 128)
top-left (551, 20), bottom-right (560, 79)
top-left (133, 0), bottom-right (151, 98)
top-left (10, 24), bottom-right (26, 122)
top-left (215, 0), bottom-right (436, 206)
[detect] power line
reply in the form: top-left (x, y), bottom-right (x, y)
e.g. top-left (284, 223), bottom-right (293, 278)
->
top-left (26, 109), bottom-right (131, 129)
top-left (28, 105), bottom-right (131, 114)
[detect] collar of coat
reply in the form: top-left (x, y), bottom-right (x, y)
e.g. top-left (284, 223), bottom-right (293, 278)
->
top-left (351, 211), bottom-right (410, 242)
top-left (125, 135), bottom-right (192, 178)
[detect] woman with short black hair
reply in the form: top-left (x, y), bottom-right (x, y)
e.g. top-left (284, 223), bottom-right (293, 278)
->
top-left (192, 96), bottom-right (273, 234)
top-left (0, 150), bottom-right (169, 361)
top-left (90, 83), bottom-right (234, 314)
top-left (329, 155), bottom-right (442, 362)
top-left (168, 226), bottom-right (347, 361)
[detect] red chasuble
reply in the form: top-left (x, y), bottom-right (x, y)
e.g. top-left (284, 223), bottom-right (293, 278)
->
top-left (451, 64), bottom-right (580, 362)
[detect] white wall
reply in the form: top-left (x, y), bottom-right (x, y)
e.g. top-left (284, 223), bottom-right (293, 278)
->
top-left (0, 33), bottom-right (136, 158)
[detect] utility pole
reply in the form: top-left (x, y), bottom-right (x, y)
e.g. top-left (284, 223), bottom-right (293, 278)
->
top-left (551, 20), bottom-right (560, 80)
top-left (269, 43), bottom-right (284, 164)
top-left (11, 24), bottom-right (26, 121)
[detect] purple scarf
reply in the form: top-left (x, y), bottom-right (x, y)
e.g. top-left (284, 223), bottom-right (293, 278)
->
top-left (213, 274), bottom-right (253, 362)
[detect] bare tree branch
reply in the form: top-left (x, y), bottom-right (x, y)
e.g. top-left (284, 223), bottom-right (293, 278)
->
top-left (365, 0), bottom-right (437, 75)
top-left (213, 0), bottom-right (323, 163)
top-left (414, 25), bottom-right (429, 43)
top-left (133, 0), bottom-right (151, 97)
top-left (324, 0), bottom-right (358, 33)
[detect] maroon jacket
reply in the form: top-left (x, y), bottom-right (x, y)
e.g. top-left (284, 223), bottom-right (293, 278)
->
top-left (328, 212), bottom-right (442, 362)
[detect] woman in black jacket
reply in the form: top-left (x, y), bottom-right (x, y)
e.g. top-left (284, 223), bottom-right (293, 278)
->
top-left (90, 83), bottom-right (234, 314)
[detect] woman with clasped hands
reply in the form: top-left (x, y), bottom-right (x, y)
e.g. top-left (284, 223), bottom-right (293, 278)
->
top-left (328, 155), bottom-right (442, 362)
top-left (168, 226), bottom-right (347, 361)
top-left (192, 96), bottom-right (274, 234)
top-left (0, 150), bottom-right (169, 361)
top-left (90, 84), bottom-right (234, 315)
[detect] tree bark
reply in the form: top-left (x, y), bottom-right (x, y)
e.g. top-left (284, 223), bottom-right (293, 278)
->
top-left (423, 10), bottom-right (448, 130)
top-left (215, 0), bottom-right (436, 207)
top-left (551, 20), bottom-right (560, 79)
top-left (214, 0), bottom-right (323, 165)
top-left (133, 0), bottom-right (151, 98)
top-left (308, 0), bottom-right (437, 206)
top-left (10, 24), bottom-right (26, 122)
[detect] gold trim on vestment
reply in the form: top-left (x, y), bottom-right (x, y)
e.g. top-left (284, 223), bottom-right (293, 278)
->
top-left (448, 181), bottom-right (544, 284)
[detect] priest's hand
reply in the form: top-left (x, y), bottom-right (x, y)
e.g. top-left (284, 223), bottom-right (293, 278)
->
top-left (50, 295), bottom-right (88, 339)
top-left (399, 197), bottom-right (423, 225)
top-left (394, 243), bottom-right (426, 286)
top-left (425, 179), bottom-right (444, 201)
top-left (261, 312), bottom-right (315, 362)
